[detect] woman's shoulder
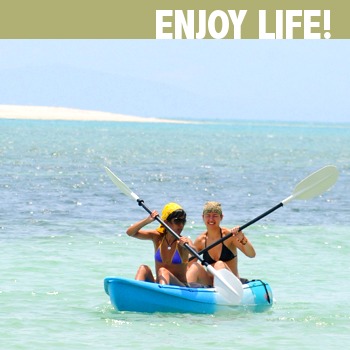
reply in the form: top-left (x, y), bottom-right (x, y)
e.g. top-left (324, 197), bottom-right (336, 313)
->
top-left (194, 232), bottom-right (206, 244)
top-left (221, 227), bottom-right (233, 237)
top-left (150, 229), bottom-right (162, 237)
top-left (137, 229), bottom-right (161, 240)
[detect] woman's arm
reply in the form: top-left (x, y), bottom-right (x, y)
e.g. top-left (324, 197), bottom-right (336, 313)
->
top-left (229, 226), bottom-right (256, 258)
top-left (126, 210), bottom-right (158, 239)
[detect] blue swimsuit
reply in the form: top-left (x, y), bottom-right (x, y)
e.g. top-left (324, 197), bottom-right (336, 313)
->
top-left (155, 237), bottom-right (184, 264)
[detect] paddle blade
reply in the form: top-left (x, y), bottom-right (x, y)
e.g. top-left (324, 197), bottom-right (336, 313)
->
top-left (208, 266), bottom-right (243, 305)
top-left (104, 166), bottom-right (140, 201)
top-left (283, 165), bottom-right (339, 204)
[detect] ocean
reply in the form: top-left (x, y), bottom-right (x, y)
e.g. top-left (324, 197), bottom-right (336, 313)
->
top-left (1, 118), bottom-right (349, 349)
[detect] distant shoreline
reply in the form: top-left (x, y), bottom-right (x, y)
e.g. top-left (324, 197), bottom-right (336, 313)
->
top-left (1, 105), bottom-right (347, 127)
top-left (0, 105), bottom-right (194, 124)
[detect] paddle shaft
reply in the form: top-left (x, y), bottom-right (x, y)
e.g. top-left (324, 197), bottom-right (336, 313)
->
top-left (190, 202), bottom-right (283, 260)
top-left (191, 165), bottom-right (339, 260)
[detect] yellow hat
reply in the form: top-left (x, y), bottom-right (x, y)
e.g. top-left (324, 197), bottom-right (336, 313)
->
top-left (157, 202), bottom-right (183, 233)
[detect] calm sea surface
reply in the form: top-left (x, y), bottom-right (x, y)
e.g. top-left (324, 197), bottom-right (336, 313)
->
top-left (1, 119), bottom-right (349, 349)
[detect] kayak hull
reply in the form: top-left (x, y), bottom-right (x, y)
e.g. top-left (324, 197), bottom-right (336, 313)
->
top-left (104, 276), bottom-right (273, 314)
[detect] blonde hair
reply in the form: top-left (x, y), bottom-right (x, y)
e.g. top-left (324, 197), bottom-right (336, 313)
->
top-left (203, 201), bottom-right (222, 215)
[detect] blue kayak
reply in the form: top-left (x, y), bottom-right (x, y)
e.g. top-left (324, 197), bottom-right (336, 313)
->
top-left (104, 276), bottom-right (273, 314)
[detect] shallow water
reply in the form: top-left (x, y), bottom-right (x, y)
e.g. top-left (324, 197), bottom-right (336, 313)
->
top-left (1, 119), bottom-right (349, 349)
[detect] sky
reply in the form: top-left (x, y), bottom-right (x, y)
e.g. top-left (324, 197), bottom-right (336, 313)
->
top-left (0, 39), bottom-right (349, 123)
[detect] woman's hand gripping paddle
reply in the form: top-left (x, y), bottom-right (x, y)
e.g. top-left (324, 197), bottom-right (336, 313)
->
top-left (192, 165), bottom-right (339, 259)
top-left (104, 166), bottom-right (243, 305)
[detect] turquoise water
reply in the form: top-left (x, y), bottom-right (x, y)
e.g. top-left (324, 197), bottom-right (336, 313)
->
top-left (1, 119), bottom-right (350, 349)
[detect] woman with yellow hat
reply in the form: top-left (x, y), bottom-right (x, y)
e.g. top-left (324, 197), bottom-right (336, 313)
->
top-left (126, 202), bottom-right (194, 286)
top-left (186, 201), bottom-right (256, 286)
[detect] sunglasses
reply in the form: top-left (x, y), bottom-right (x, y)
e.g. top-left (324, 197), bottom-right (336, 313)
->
top-left (171, 218), bottom-right (187, 225)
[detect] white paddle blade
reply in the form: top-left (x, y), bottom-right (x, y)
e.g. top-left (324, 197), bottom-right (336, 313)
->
top-left (208, 266), bottom-right (243, 305)
top-left (104, 166), bottom-right (139, 201)
top-left (283, 165), bottom-right (339, 204)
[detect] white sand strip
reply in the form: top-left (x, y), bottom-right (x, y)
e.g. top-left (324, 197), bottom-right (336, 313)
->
top-left (0, 105), bottom-right (194, 124)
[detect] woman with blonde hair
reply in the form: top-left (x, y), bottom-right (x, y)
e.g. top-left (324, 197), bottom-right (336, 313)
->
top-left (187, 201), bottom-right (256, 286)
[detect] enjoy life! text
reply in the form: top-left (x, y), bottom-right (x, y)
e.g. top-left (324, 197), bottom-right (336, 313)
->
top-left (156, 10), bottom-right (331, 39)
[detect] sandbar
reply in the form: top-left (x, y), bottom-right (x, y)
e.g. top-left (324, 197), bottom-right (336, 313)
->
top-left (0, 105), bottom-right (193, 124)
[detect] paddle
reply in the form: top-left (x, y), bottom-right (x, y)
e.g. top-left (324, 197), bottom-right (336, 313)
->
top-left (104, 166), bottom-right (243, 304)
top-left (192, 165), bottom-right (339, 259)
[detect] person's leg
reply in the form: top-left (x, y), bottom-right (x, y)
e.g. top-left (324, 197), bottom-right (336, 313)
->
top-left (135, 264), bottom-right (155, 282)
top-left (157, 267), bottom-right (186, 286)
top-left (213, 260), bottom-right (228, 270)
top-left (186, 262), bottom-right (213, 286)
